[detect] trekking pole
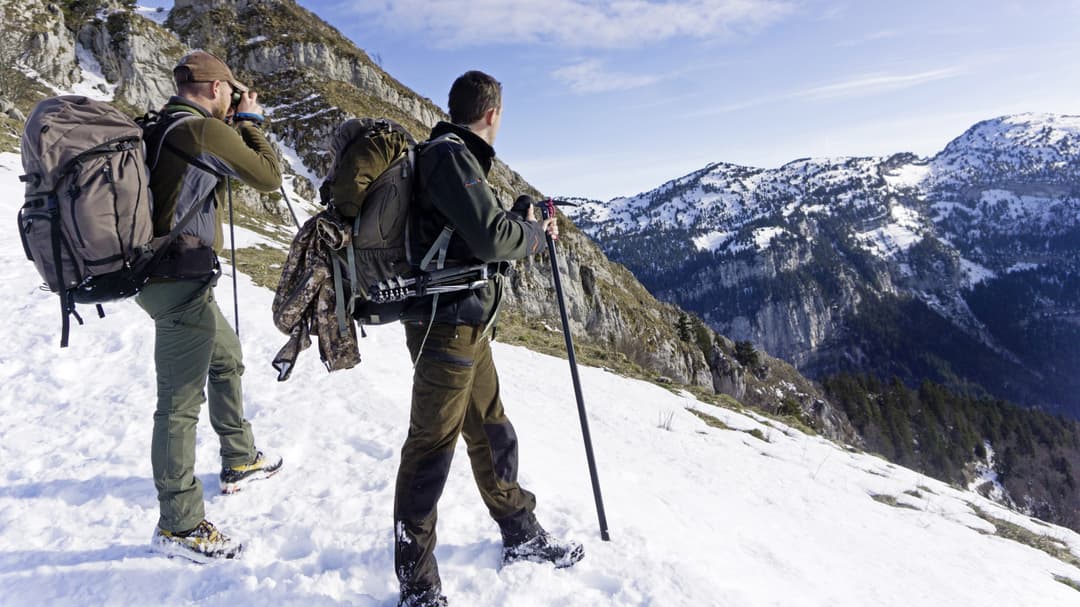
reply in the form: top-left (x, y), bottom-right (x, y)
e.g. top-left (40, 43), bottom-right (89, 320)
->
top-left (538, 198), bottom-right (610, 542)
top-left (280, 184), bottom-right (301, 229)
top-left (226, 178), bottom-right (240, 337)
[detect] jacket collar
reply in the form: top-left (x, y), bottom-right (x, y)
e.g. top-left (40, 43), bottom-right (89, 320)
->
top-left (164, 95), bottom-right (213, 118)
top-left (430, 121), bottom-right (496, 174)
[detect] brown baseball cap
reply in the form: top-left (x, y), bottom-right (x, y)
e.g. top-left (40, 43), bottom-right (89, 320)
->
top-left (173, 50), bottom-right (249, 93)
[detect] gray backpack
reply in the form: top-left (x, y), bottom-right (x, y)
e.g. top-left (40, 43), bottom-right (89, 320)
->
top-left (18, 96), bottom-right (199, 347)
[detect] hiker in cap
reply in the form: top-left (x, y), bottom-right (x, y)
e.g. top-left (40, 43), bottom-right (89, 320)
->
top-left (138, 50), bottom-right (283, 562)
top-left (393, 70), bottom-right (584, 607)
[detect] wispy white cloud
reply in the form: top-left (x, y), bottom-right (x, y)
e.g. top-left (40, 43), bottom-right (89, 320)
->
top-left (343, 0), bottom-right (795, 48)
top-left (834, 26), bottom-right (987, 48)
top-left (687, 66), bottom-right (966, 117)
top-left (551, 60), bottom-right (664, 93)
top-left (797, 68), bottom-right (965, 99)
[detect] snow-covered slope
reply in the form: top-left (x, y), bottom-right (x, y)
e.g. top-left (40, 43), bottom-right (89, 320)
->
top-left (3, 153), bottom-right (1080, 605)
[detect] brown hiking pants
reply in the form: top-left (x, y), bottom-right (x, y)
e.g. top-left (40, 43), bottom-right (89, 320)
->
top-left (394, 322), bottom-right (538, 595)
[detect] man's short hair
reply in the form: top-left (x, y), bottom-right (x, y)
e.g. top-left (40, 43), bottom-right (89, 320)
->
top-left (448, 71), bottom-right (502, 125)
top-left (176, 80), bottom-right (214, 97)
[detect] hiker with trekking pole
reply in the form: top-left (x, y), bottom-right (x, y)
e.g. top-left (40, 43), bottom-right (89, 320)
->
top-left (137, 51), bottom-right (285, 561)
top-left (391, 71), bottom-right (585, 607)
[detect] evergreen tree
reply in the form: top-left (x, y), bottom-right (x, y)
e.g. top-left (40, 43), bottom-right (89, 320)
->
top-left (675, 313), bottom-right (693, 342)
top-left (734, 340), bottom-right (759, 368)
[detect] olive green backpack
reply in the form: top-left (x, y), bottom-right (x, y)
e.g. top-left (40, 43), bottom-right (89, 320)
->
top-left (316, 118), bottom-right (487, 327)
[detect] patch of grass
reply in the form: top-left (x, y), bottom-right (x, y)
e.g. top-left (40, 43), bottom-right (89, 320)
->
top-left (969, 504), bottom-right (1080, 570)
top-left (1056, 576), bottom-right (1080, 592)
top-left (0, 115), bottom-right (20, 153)
top-left (747, 428), bottom-right (769, 442)
top-left (685, 407), bottom-right (775, 447)
top-left (917, 485), bottom-right (936, 495)
top-left (686, 407), bottom-right (730, 430)
top-left (871, 494), bottom-right (921, 511)
top-left (903, 489), bottom-right (924, 499)
top-left (716, 393), bottom-right (744, 411)
top-left (233, 244), bottom-right (287, 290)
top-left (778, 415), bottom-right (818, 436)
top-left (657, 410), bottom-right (675, 431)
top-left (2, 66), bottom-right (50, 116)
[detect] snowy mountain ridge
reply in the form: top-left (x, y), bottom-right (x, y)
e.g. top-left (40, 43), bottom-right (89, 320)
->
top-left (565, 113), bottom-right (1080, 418)
top-left (570, 113), bottom-right (1080, 258)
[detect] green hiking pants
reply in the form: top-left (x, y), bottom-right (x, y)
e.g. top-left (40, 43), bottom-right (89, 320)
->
top-left (136, 278), bottom-right (255, 533)
top-left (394, 322), bottom-right (538, 595)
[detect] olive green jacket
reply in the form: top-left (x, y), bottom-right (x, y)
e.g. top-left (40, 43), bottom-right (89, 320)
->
top-left (403, 122), bottom-right (545, 326)
top-left (147, 96), bottom-right (281, 254)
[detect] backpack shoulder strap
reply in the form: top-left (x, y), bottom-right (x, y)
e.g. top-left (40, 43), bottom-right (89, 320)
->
top-left (146, 110), bottom-right (224, 177)
top-left (135, 111), bottom-right (222, 272)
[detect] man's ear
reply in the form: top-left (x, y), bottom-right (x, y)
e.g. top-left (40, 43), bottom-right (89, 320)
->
top-left (484, 106), bottom-right (498, 126)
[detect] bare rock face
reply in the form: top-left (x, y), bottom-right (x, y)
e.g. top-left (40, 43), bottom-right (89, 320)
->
top-left (78, 11), bottom-right (187, 112)
top-left (239, 42), bottom-right (442, 129)
top-left (711, 346), bottom-right (746, 400)
top-left (166, 0), bottom-right (442, 132)
top-left (0, 0), bottom-right (80, 90)
top-left (501, 219), bottom-right (715, 387)
top-left (0, 98), bottom-right (25, 122)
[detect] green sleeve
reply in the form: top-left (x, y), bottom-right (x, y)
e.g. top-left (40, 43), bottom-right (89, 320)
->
top-left (195, 119), bottom-right (282, 193)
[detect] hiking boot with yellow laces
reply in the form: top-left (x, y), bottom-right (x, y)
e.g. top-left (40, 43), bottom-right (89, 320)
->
top-left (150, 519), bottom-right (242, 563)
top-left (219, 449), bottom-right (283, 494)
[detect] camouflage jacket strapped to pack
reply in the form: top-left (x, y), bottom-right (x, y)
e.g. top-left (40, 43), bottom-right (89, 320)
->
top-left (271, 210), bottom-right (361, 381)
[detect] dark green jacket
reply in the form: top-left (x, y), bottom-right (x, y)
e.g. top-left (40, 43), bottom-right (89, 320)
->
top-left (148, 96), bottom-right (281, 255)
top-left (403, 122), bottom-right (545, 326)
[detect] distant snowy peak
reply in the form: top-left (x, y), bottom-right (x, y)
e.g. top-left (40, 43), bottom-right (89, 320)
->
top-left (572, 114), bottom-right (1080, 249)
top-left (931, 113), bottom-right (1080, 185)
top-left (943, 113), bottom-right (1080, 155)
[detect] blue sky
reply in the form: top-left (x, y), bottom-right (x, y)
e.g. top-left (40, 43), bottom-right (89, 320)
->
top-left (296, 0), bottom-right (1080, 200)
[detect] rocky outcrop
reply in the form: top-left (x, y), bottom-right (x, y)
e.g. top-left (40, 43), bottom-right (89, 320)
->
top-left (166, 0), bottom-right (442, 131)
top-left (0, 0), bottom-right (80, 91)
top-left (0, 98), bottom-right (25, 122)
top-left (711, 345), bottom-right (746, 400)
top-left (502, 221), bottom-right (714, 386)
top-left (78, 10), bottom-right (187, 112)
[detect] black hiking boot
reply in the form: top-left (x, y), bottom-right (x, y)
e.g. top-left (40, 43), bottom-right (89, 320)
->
top-left (150, 519), bottom-right (242, 563)
top-left (398, 586), bottom-right (448, 607)
top-left (220, 449), bottom-right (283, 494)
top-left (502, 530), bottom-right (585, 569)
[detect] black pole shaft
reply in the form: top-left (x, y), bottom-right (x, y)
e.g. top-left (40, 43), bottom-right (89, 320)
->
top-left (226, 178), bottom-right (240, 337)
top-left (280, 185), bottom-right (301, 229)
top-left (542, 210), bottom-right (611, 542)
